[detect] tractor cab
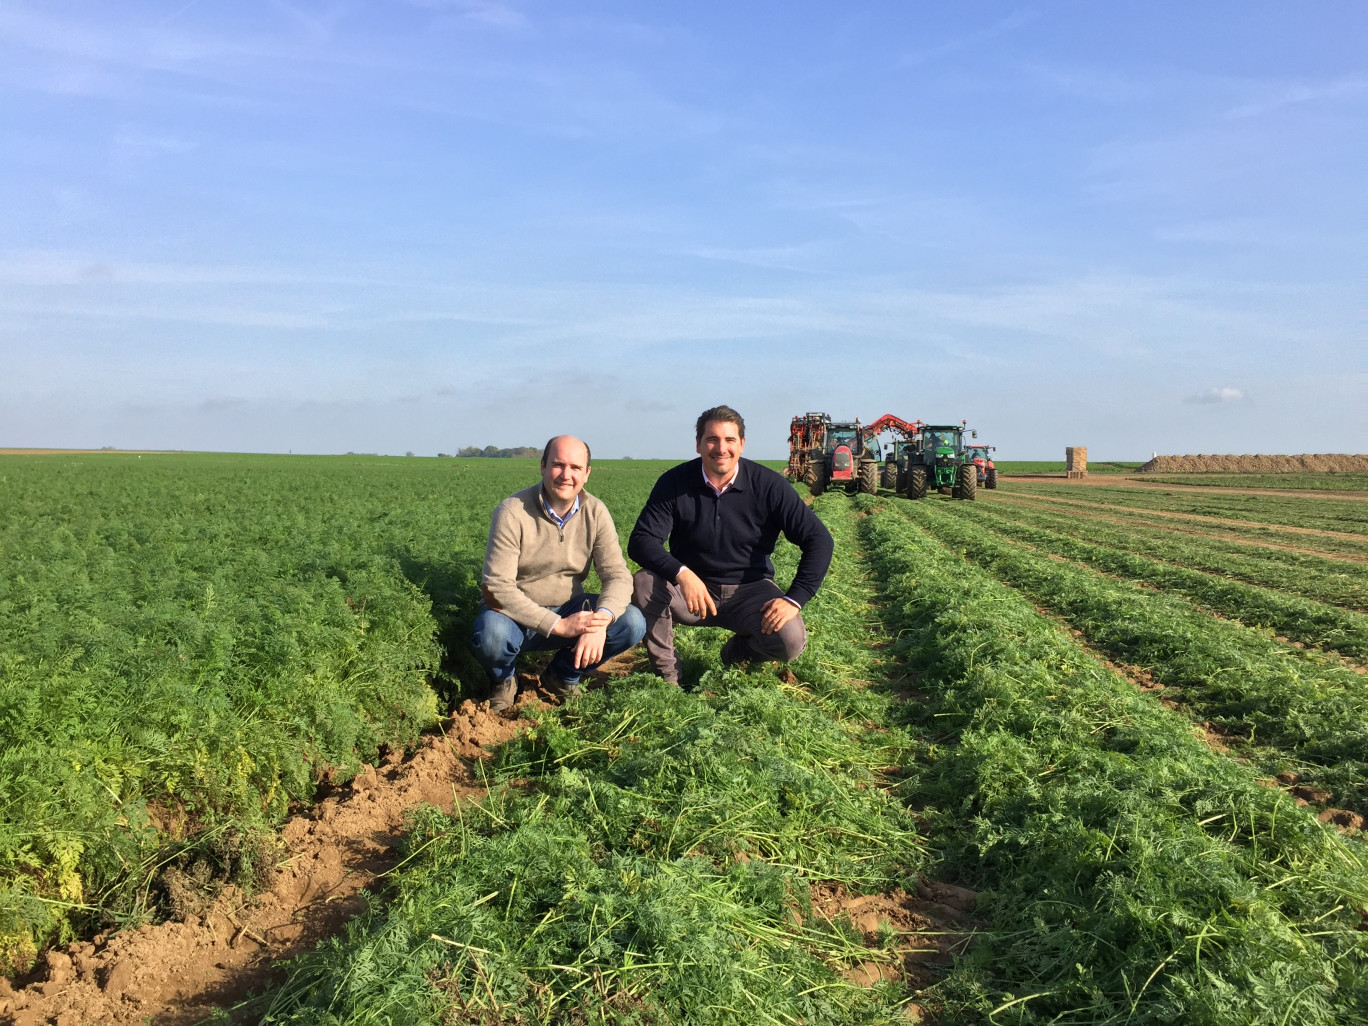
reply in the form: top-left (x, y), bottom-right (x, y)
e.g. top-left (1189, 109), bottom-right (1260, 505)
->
top-left (825, 422), bottom-right (862, 483)
top-left (963, 444), bottom-right (998, 488)
top-left (918, 425), bottom-right (964, 462)
top-left (828, 424), bottom-right (860, 449)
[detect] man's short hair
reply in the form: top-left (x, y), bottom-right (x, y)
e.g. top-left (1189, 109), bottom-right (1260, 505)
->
top-left (540, 436), bottom-right (591, 467)
top-left (695, 405), bottom-right (745, 442)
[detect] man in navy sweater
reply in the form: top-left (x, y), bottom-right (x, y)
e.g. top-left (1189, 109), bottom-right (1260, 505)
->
top-left (628, 405), bottom-right (834, 685)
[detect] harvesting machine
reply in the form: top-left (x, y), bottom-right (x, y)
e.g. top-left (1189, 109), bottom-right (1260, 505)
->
top-left (902, 422), bottom-right (978, 500)
top-left (786, 413), bottom-right (881, 496)
top-left (964, 444), bottom-right (998, 489)
top-left (861, 414), bottom-right (924, 490)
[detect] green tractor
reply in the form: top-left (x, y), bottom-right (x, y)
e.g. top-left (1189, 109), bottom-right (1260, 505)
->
top-left (901, 423), bottom-right (977, 501)
top-left (882, 438), bottom-right (915, 490)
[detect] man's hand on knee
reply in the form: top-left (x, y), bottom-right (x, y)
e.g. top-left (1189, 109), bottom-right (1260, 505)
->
top-left (760, 597), bottom-right (801, 635)
top-left (676, 567), bottom-right (718, 618)
top-left (552, 609), bottom-right (614, 638)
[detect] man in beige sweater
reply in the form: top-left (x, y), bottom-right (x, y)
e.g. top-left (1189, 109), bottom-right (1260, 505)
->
top-left (472, 435), bottom-right (646, 711)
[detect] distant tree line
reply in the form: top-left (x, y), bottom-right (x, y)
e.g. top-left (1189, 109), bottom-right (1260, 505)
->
top-left (442, 445), bottom-right (543, 459)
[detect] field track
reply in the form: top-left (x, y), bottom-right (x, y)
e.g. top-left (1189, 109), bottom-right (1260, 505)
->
top-left (992, 493), bottom-right (1368, 563)
top-left (997, 490), bottom-right (1368, 544)
top-left (4, 456), bottom-right (1368, 1024)
top-left (1001, 474), bottom-right (1368, 502)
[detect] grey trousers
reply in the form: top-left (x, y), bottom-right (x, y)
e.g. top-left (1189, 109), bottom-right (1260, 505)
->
top-left (631, 569), bottom-right (808, 684)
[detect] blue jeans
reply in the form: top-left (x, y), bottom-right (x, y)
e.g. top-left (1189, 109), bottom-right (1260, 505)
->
top-left (471, 595), bottom-right (647, 686)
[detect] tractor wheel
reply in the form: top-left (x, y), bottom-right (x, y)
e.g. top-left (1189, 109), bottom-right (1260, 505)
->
top-left (958, 463), bottom-right (977, 501)
top-left (858, 460), bottom-right (878, 495)
top-left (881, 464), bottom-right (895, 489)
top-left (805, 462), bottom-right (827, 497)
top-left (896, 468), bottom-right (907, 493)
top-left (908, 466), bottom-right (927, 500)
top-left (986, 468), bottom-right (998, 490)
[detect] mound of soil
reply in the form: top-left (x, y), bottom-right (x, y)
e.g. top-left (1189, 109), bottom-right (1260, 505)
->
top-left (1137, 454), bottom-right (1368, 474)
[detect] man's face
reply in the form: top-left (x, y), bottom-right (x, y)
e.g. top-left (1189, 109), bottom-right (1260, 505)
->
top-left (696, 419), bottom-right (745, 480)
top-left (541, 438), bottom-right (591, 505)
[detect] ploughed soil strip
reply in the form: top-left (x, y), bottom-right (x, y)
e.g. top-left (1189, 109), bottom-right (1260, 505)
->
top-left (0, 698), bottom-right (533, 1026)
top-left (988, 492), bottom-right (1368, 562)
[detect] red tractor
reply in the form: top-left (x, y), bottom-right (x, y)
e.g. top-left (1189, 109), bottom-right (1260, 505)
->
top-left (786, 412), bottom-right (881, 496)
top-left (964, 444), bottom-right (998, 489)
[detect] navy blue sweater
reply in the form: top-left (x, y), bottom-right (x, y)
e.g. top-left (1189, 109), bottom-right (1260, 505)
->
top-left (628, 458), bottom-right (834, 607)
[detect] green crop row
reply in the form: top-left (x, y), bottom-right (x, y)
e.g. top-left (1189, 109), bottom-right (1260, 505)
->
top-left (260, 498), bottom-right (933, 1025)
top-left (854, 494), bottom-right (1368, 1024)
top-left (904, 500), bottom-right (1368, 814)
top-left (986, 496), bottom-right (1368, 612)
top-left (949, 503), bottom-right (1368, 659)
top-left (1004, 482), bottom-right (1368, 540)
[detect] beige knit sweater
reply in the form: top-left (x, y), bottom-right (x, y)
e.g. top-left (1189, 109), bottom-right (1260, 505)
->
top-left (480, 484), bottom-right (633, 636)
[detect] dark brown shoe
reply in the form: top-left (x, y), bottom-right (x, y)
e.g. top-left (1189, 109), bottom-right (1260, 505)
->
top-left (541, 668), bottom-right (582, 701)
top-left (487, 679), bottom-right (517, 712)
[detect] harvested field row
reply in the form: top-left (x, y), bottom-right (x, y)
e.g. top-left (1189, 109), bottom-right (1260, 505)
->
top-left (987, 494), bottom-right (1368, 610)
top-left (1009, 481), bottom-right (1368, 537)
top-left (998, 488), bottom-right (1368, 557)
top-left (1136, 472), bottom-right (1368, 493)
top-left (1139, 453), bottom-right (1368, 474)
top-left (957, 503), bottom-right (1368, 658)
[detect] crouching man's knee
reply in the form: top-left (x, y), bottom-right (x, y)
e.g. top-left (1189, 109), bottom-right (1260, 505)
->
top-left (610, 603), bottom-right (648, 649)
top-left (748, 613), bottom-right (807, 664)
top-left (775, 614), bottom-right (808, 662)
top-left (471, 607), bottom-right (524, 681)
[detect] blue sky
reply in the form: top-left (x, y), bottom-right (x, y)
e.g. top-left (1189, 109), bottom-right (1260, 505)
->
top-left (1, 2), bottom-right (1364, 460)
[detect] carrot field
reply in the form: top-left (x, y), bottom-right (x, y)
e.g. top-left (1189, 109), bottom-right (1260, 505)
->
top-left (2, 454), bottom-right (1367, 1023)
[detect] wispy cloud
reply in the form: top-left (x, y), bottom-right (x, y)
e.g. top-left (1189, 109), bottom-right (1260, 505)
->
top-left (0, 252), bottom-right (365, 287)
top-left (400, 0), bottom-right (530, 31)
top-left (1184, 386), bottom-right (1246, 405)
top-left (687, 242), bottom-right (829, 273)
top-left (1153, 219), bottom-right (1267, 245)
top-left (1226, 75), bottom-right (1368, 119)
top-left (896, 9), bottom-right (1038, 68)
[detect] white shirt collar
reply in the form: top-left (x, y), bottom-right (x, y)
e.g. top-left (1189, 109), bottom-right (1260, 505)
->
top-left (702, 461), bottom-right (740, 496)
